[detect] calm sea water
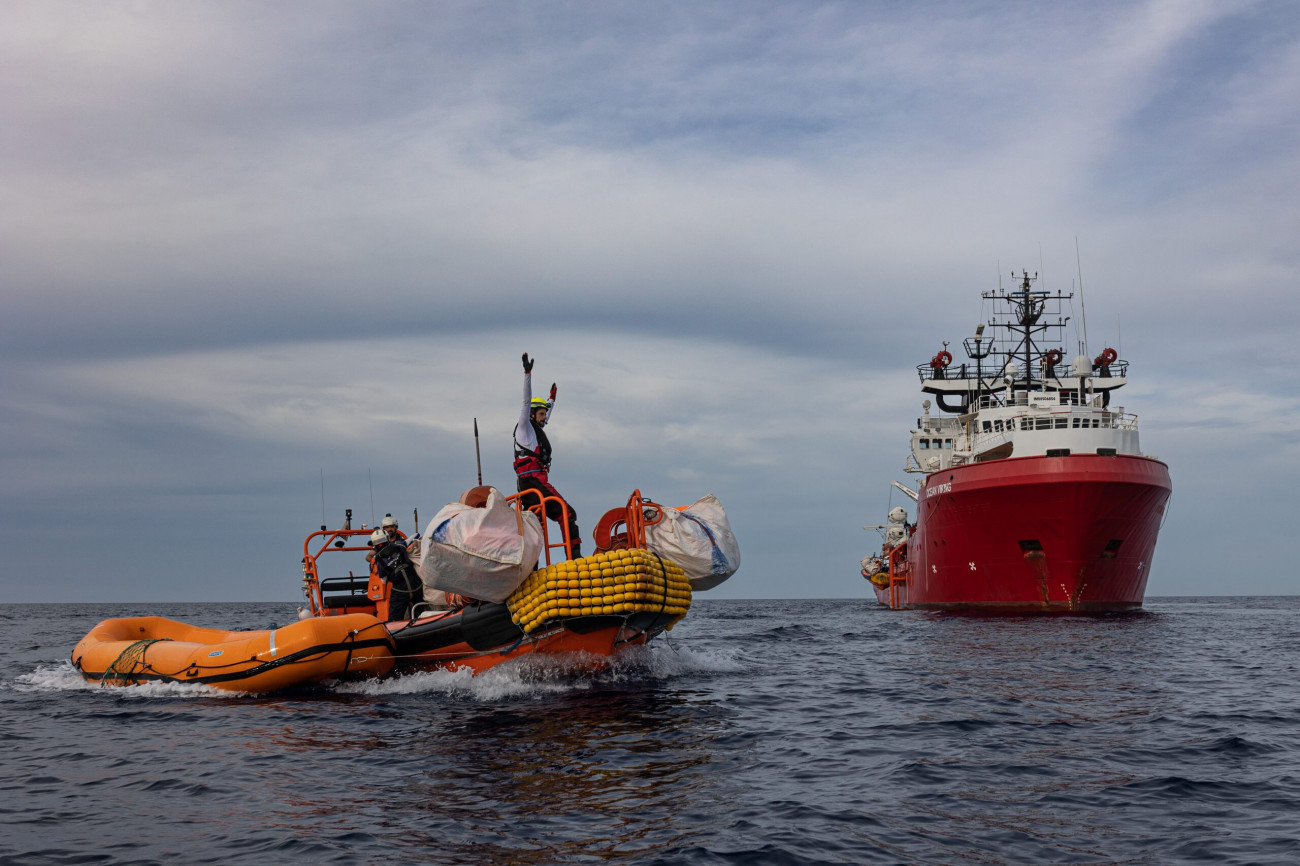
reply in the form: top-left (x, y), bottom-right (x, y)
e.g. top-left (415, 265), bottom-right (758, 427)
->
top-left (2, 597), bottom-right (1299, 865)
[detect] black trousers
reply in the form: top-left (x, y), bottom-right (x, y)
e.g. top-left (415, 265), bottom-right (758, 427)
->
top-left (388, 587), bottom-right (421, 622)
top-left (516, 474), bottom-right (582, 559)
top-left (383, 560), bottom-right (423, 622)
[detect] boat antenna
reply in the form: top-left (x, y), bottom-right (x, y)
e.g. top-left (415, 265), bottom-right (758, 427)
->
top-left (474, 417), bottom-right (483, 486)
top-left (320, 469), bottom-right (326, 531)
top-left (368, 468), bottom-right (375, 526)
top-left (1075, 236), bottom-right (1089, 356)
top-left (1039, 242), bottom-right (1045, 291)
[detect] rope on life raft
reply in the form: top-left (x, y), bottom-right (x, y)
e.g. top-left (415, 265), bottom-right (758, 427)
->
top-left (100, 638), bottom-right (171, 687)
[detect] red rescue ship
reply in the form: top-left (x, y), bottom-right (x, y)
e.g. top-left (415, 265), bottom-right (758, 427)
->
top-left (863, 271), bottom-right (1172, 612)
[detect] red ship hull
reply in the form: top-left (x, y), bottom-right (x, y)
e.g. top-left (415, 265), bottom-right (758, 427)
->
top-left (899, 454), bottom-right (1171, 612)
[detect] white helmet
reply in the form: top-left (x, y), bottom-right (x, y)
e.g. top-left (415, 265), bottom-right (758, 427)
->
top-left (369, 528), bottom-right (387, 547)
top-left (381, 515), bottom-right (398, 530)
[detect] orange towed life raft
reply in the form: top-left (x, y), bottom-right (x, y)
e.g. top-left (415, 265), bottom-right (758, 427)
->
top-left (72, 613), bottom-right (395, 693)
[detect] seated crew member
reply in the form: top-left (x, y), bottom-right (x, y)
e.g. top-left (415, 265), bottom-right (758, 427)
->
top-left (369, 527), bottom-right (423, 622)
top-left (514, 352), bottom-right (582, 559)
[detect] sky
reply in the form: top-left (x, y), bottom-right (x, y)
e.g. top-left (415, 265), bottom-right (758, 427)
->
top-left (2, 0), bottom-right (1298, 603)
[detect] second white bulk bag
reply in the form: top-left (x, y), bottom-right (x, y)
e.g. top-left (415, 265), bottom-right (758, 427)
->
top-left (417, 487), bottom-right (544, 603)
top-left (644, 494), bottom-right (740, 591)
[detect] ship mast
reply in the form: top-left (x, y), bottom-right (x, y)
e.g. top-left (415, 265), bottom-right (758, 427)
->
top-left (919, 268), bottom-right (1077, 413)
top-left (1010, 270), bottom-right (1041, 394)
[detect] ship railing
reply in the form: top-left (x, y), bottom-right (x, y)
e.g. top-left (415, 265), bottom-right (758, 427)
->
top-left (989, 392), bottom-right (1122, 409)
top-left (918, 360), bottom-right (1128, 383)
top-left (915, 415), bottom-right (964, 433)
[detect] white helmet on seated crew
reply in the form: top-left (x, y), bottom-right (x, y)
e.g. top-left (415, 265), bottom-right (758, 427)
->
top-left (370, 528), bottom-right (388, 548)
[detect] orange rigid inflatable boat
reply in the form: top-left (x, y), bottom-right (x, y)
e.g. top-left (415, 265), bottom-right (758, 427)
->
top-left (71, 613), bottom-right (395, 693)
top-left (72, 487), bottom-right (727, 693)
top-left (304, 488), bottom-right (693, 676)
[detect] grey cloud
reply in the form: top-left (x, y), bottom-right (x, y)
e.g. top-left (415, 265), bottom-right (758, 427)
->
top-left (2, 1), bottom-right (1298, 602)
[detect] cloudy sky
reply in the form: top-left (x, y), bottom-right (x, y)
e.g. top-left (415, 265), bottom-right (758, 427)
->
top-left (2, 0), bottom-right (1297, 603)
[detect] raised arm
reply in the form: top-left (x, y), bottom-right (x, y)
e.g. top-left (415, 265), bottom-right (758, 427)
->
top-left (516, 354), bottom-right (538, 451)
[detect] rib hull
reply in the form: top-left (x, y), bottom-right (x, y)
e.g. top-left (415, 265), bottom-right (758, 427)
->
top-left (904, 454), bottom-right (1171, 611)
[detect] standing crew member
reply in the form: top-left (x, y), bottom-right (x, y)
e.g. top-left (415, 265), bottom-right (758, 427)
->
top-left (370, 528), bottom-right (423, 622)
top-left (514, 352), bottom-right (582, 559)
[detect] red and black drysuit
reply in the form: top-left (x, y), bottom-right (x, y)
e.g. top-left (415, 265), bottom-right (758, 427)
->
top-left (514, 370), bottom-right (581, 559)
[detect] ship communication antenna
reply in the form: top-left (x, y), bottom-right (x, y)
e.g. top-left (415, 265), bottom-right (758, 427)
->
top-left (1076, 236), bottom-right (1089, 357)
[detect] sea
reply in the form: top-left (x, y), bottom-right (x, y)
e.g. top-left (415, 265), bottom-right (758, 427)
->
top-left (2, 597), bottom-right (1299, 865)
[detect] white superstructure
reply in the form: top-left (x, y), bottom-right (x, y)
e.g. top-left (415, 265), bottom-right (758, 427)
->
top-left (904, 271), bottom-right (1146, 474)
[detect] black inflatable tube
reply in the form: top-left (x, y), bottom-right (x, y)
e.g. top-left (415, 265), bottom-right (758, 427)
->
top-left (390, 602), bottom-right (526, 655)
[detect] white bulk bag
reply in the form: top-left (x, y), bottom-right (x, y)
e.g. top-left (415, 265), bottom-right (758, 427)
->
top-left (644, 494), bottom-right (740, 591)
top-left (417, 487), bottom-right (544, 603)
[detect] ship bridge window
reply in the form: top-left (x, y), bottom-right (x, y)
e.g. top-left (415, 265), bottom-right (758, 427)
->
top-left (944, 439), bottom-right (953, 449)
top-left (995, 420), bottom-right (1005, 432)
top-left (1071, 417), bottom-right (1081, 428)
top-left (1035, 418), bottom-right (1051, 430)
top-left (918, 439), bottom-right (930, 450)
top-left (1055, 418), bottom-right (1067, 429)
top-left (982, 421), bottom-right (992, 433)
top-left (1020, 418), bottom-right (1031, 431)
